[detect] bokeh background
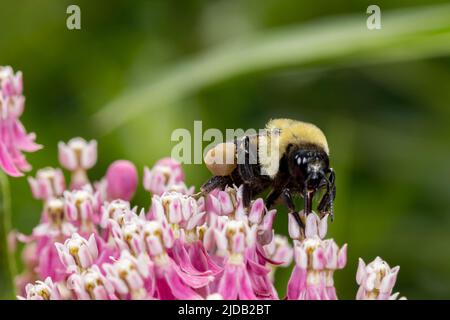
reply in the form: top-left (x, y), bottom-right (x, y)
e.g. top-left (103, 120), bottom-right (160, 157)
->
top-left (1, 0), bottom-right (450, 299)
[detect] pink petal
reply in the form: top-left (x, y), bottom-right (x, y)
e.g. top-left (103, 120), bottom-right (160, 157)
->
top-left (380, 267), bottom-right (399, 294)
top-left (88, 234), bottom-right (98, 259)
top-left (288, 214), bottom-right (301, 240)
top-left (287, 266), bottom-right (307, 300)
top-left (238, 266), bottom-right (257, 300)
top-left (28, 177), bottom-right (40, 199)
top-left (305, 213), bottom-right (318, 238)
top-left (248, 198), bottom-right (264, 224)
top-left (127, 270), bottom-right (144, 290)
top-left (294, 245), bottom-right (308, 269)
top-left (318, 214), bottom-right (328, 239)
top-left (217, 264), bottom-right (239, 300)
top-left (205, 195), bottom-right (221, 215)
top-left (0, 142), bottom-right (22, 176)
top-left (232, 233), bottom-right (245, 254)
top-left (337, 244), bottom-right (347, 269)
top-left (12, 120), bottom-right (41, 152)
top-left (356, 258), bottom-right (366, 284)
top-left (81, 140), bottom-right (97, 169)
top-left (214, 230), bottom-right (228, 252)
top-left (312, 247), bottom-right (326, 270)
top-left (163, 264), bottom-right (203, 299)
top-left (186, 212), bottom-right (206, 230)
top-left (78, 245), bottom-right (93, 268)
top-left (58, 142), bottom-right (77, 170)
top-left (168, 198), bottom-right (182, 224)
top-left (217, 191), bottom-right (233, 215)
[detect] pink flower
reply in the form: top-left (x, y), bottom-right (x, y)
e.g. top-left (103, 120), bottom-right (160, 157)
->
top-left (356, 257), bottom-right (405, 300)
top-left (109, 217), bottom-right (147, 256)
top-left (67, 265), bottom-right (117, 300)
top-left (18, 277), bottom-right (61, 300)
top-left (143, 219), bottom-right (211, 300)
top-left (64, 187), bottom-right (100, 233)
top-left (143, 158), bottom-right (193, 196)
top-left (58, 137), bottom-right (97, 189)
top-left (287, 213), bottom-right (347, 300)
top-left (149, 192), bottom-right (205, 232)
top-left (15, 200), bottom-right (71, 282)
top-left (15, 151), bottom-right (407, 300)
top-left (106, 160), bottom-right (138, 201)
top-left (102, 251), bottom-right (154, 300)
top-left (99, 199), bottom-right (134, 228)
top-left (0, 66), bottom-right (41, 176)
top-left (55, 233), bottom-right (99, 272)
top-left (33, 198), bottom-right (76, 238)
top-left (264, 235), bottom-right (293, 267)
top-left (213, 220), bottom-right (260, 300)
top-left (28, 167), bottom-right (66, 201)
top-left (263, 235), bottom-right (293, 281)
top-left (204, 189), bottom-right (236, 216)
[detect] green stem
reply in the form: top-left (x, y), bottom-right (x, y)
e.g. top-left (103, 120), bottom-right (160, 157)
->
top-left (0, 171), bottom-right (17, 298)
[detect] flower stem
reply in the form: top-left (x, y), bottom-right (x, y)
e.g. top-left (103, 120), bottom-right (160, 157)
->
top-left (0, 171), bottom-right (17, 298)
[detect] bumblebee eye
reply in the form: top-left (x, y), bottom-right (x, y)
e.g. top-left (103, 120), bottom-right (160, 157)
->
top-left (294, 153), bottom-right (306, 165)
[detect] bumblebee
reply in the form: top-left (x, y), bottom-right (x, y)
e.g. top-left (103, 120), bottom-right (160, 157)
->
top-left (201, 118), bottom-right (336, 229)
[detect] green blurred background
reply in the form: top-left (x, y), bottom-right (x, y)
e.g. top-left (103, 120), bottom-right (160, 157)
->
top-left (1, 0), bottom-right (450, 299)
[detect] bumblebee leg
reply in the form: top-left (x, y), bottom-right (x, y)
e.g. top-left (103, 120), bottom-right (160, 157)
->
top-left (201, 175), bottom-right (233, 193)
top-left (281, 188), bottom-right (304, 230)
top-left (317, 168), bottom-right (336, 219)
top-left (265, 188), bottom-right (282, 209)
top-left (242, 183), bottom-right (253, 208)
top-left (236, 136), bottom-right (257, 182)
top-left (304, 188), bottom-right (313, 215)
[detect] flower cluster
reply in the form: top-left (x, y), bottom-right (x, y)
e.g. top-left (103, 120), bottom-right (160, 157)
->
top-left (14, 138), bottom-right (405, 300)
top-left (0, 66), bottom-right (41, 176)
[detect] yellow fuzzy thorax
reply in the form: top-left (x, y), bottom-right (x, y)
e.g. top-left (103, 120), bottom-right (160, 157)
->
top-left (266, 118), bottom-right (329, 155)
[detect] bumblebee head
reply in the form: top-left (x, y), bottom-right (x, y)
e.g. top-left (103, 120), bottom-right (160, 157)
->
top-left (288, 144), bottom-right (329, 191)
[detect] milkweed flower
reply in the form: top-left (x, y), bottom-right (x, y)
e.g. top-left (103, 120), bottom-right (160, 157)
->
top-left (100, 199), bottom-right (133, 229)
top-left (102, 251), bottom-right (153, 300)
top-left (213, 219), bottom-right (260, 300)
top-left (287, 212), bottom-right (347, 300)
top-left (0, 66), bottom-right (41, 176)
top-left (356, 257), bottom-right (405, 300)
top-left (32, 198), bottom-right (76, 238)
top-left (28, 167), bottom-right (66, 201)
top-left (18, 277), bottom-right (61, 300)
top-left (58, 137), bottom-right (97, 189)
top-left (143, 157), bottom-right (194, 196)
top-left (64, 187), bottom-right (101, 234)
top-left (67, 265), bottom-right (116, 300)
top-left (14, 139), bottom-right (406, 300)
top-left (55, 233), bottom-right (99, 272)
top-left (264, 235), bottom-right (293, 281)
